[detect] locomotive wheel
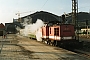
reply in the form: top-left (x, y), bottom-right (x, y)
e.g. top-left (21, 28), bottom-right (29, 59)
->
top-left (47, 40), bottom-right (51, 45)
top-left (52, 41), bottom-right (56, 46)
top-left (42, 39), bottom-right (45, 43)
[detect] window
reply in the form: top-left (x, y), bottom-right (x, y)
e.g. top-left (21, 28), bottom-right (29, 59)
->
top-left (50, 28), bottom-right (51, 34)
top-left (54, 28), bottom-right (59, 36)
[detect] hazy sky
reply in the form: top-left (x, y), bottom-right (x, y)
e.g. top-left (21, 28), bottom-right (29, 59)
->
top-left (0, 0), bottom-right (90, 24)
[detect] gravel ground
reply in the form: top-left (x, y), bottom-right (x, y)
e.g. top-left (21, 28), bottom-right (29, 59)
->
top-left (0, 34), bottom-right (90, 60)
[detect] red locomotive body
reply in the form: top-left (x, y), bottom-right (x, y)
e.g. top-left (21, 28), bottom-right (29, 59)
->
top-left (49, 25), bottom-right (60, 40)
top-left (60, 24), bottom-right (75, 40)
top-left (41, 24), bottom-right (80, 47)
top-left (42, 25), bottom-right (49, 39)
top-left (42, 24), bottom-right (75, 40)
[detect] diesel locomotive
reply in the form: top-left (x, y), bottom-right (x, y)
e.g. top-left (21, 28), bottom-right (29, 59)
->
top-left (26, 21), bottom-right (82, 48)
top-left (41, 23), bottom-right (80, 47)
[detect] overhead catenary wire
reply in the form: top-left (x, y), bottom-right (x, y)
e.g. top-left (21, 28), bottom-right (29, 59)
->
top-left (41, 0), bottom-right (49, 10)
top-left (78, 6), bottom-right (90, 9)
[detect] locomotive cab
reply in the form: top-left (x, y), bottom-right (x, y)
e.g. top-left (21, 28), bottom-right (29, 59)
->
top-left (48, 24), bottom-right (75, 41)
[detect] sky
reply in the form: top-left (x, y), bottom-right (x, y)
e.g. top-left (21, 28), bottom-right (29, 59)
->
top-left (0, 0), bottom-right (90, 24)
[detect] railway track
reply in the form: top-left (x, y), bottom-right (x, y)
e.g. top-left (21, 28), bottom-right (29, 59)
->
top-left (66, 41), bottom-right (90, 59)
top-left (74, 49), bottom-right (90, 58)
top-left (41, 37), bottom-right (90, 59)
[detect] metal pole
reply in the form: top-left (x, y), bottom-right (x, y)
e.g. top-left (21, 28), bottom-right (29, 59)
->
top-left (0, 39), bottom-right (3, 54)
top-left (86, 24), bottom-right (88, 38)
top-left (72, 0), bottom-right (79, 40)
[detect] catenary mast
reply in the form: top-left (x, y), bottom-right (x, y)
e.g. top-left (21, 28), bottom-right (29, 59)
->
top-left (72, 0), bottom-right (78, 28)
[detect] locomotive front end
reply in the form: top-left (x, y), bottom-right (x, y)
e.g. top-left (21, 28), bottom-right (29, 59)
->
top-left (60, 24), bottom-right (75, 40)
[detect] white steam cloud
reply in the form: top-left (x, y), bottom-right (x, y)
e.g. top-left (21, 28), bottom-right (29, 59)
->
top-left (19, 19), bottom-right (44, 41)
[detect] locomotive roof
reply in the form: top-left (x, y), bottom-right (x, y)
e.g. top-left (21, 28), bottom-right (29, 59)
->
top-left (47, 23), bottom-right (74, 26)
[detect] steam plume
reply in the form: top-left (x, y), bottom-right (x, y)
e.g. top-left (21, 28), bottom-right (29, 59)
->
top-left (19, 19), bottom-right (44, 41)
